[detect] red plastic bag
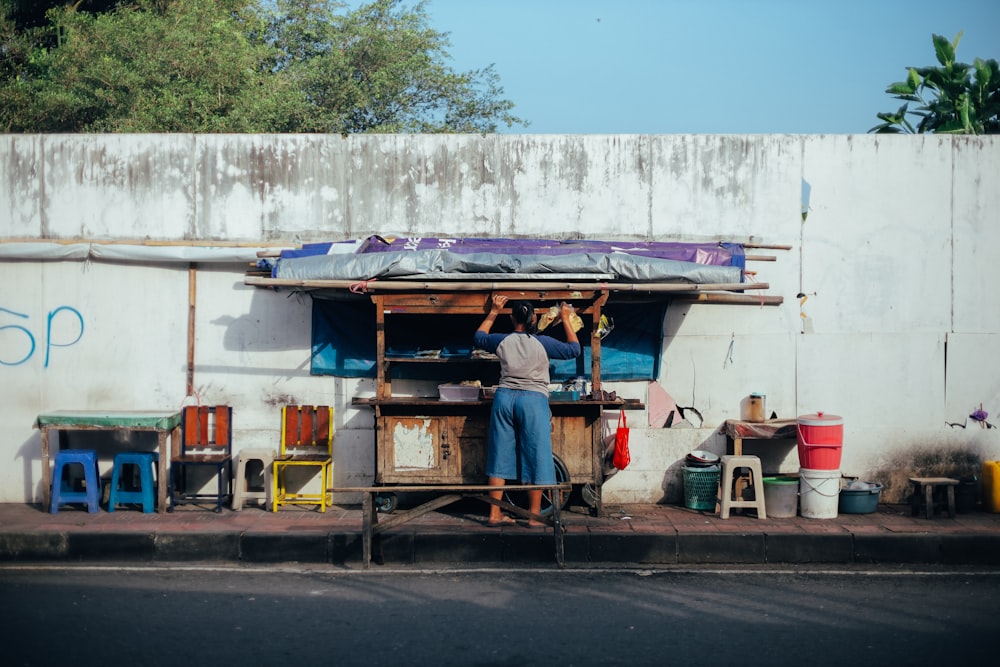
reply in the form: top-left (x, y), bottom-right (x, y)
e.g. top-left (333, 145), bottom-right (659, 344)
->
top-left (613, 409), bottom-right (630, 470)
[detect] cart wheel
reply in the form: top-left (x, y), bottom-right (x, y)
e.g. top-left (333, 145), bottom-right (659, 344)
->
top-left (375, 493), bottom-right (398, 514)
top-left (581, 483), bottom-right (599, 508)
top-left (505, 454), bottom-right (571, 516)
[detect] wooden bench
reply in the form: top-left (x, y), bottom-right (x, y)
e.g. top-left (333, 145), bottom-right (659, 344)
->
top-left (909, 477), bottom-right (959, 519)
top-left (330, 484), bottom-right (573, 569)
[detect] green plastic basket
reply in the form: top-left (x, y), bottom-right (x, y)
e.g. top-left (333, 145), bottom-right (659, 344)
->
top-left (683, 465), bottom-right (720, 511)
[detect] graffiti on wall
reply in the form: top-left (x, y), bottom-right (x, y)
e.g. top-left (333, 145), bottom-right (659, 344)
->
top-left (0, 306), bottom-right (84, 367)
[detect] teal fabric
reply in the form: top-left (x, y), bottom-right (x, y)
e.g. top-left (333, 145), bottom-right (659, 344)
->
top-left (37, 411), bottom-right (182, 431)
top-left (310, 299), bottom-right (664, 382)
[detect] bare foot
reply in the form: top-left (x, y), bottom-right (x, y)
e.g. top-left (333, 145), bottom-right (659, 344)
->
top-left (487, 515), bottom-right (516, 527)
top-left (526, 521), bottom-right (547, 529)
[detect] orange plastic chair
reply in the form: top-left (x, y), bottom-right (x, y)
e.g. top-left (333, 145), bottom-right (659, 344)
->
top-left (168, 405), bottom-right (233, 512)
top-left (272, 405), bottom-right (334, 512)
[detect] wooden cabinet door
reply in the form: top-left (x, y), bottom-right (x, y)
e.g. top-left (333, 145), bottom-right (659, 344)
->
top-left (378, 416), bottom-right (450, 483)
top-left (378, 414), bottom-right (490, 484)
top-left (551, 413), bottom-right (597, 484)
top-left (453, 413), bottom-right (488, 482)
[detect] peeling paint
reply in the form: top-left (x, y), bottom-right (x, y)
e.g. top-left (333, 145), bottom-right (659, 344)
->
top-left (393, 419), bottom-right (437, 470)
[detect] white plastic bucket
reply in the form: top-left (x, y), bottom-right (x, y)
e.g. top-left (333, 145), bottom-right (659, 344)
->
top-left (763, 476), bottom-right (799, 518)
top-left (799, 467), bottom-right (841, 519)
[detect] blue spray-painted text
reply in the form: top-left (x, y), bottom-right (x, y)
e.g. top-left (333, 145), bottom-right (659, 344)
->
top-left (1, 306), bottom-right (85, 367)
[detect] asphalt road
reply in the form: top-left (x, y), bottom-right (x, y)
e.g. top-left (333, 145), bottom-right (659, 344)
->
top-left (2, 565), bottom-right (997, 666)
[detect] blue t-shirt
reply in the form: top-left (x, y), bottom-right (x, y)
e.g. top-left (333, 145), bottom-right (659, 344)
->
top-left (474, 331), bottom-right (581, 395)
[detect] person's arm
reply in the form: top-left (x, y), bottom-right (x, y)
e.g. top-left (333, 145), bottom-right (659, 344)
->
top-left (477, 294), bottom-right (507, 335)
top-left (560, 301), bottom-right (579, 346)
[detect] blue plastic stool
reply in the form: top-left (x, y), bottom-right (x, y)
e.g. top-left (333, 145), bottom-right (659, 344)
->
top-left (49, 450), bottom-right (102, 514)
top-left (109, 452), bottom-right (159, 513)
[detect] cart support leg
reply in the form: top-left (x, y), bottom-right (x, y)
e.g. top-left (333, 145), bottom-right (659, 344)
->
top-left (552, 491), bottom-right (565, 567)
top-left (362, 491), bottom-right (373, 568)
top-left (363, 492), bottom-right (385, 568)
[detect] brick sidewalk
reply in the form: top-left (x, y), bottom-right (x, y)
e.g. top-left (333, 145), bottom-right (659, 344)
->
top-left (2, 500), bottom-right (999, 567)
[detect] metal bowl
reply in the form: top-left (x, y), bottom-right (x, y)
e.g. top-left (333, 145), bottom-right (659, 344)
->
top-left (686, 450), bottom-right (720, 466)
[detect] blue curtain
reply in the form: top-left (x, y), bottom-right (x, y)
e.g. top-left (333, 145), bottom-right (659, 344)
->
top-left (311, 298), bottom-right (664, 381)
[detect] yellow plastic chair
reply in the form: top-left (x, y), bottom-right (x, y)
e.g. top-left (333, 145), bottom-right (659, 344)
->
top-left (272, 405), bottom-right (333, 512)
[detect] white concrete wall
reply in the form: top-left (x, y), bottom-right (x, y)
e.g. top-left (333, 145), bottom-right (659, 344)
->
top-left (2, 133), bottom-right (998, 505)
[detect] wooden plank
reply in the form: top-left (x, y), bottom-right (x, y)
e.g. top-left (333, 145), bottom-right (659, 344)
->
top-left (354, 487), bottom-right (568, 567)
top-left (375, 295), bottom-right (388, 400)
top-left (332, 483), bottom-right (571, 494)
top-left (373, 494), bottom-right (464, 532)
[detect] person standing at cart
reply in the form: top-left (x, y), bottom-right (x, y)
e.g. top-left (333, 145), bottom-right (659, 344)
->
top-left (474, 294), bottom-right (582, 526)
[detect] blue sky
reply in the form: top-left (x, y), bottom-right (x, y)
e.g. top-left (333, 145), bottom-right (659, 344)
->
top-left (411, 0), bottom-right (999, 134)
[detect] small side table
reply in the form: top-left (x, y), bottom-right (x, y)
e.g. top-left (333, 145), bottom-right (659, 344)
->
top-left (909, 477), bottom-right (959, 519)
top-left (720, 419), bottom-right (797, 456)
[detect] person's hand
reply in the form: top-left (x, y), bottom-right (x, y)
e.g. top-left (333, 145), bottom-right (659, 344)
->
top-left (559, 301), bottom-right (574, 319)
top-left (491, 294), bottom-right (508, 314)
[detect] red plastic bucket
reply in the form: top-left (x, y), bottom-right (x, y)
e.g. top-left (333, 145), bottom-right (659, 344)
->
top-left (797, 412), bottom-right (843, 470)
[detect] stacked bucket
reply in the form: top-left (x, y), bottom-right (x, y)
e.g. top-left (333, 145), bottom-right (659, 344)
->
top-left (797, 412), bottom-right (843, 519)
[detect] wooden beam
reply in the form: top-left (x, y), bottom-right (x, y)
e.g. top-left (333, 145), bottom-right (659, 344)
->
top-left (675, 293), bottom-right (784, 305)
top-left (244, 276), bottom-right (770, 293)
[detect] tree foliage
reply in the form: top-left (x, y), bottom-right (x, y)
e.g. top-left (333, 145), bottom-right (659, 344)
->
top-left (0, 0), bottom-right (524, 133)
top-left (870, 32), bottom-right (999, 134)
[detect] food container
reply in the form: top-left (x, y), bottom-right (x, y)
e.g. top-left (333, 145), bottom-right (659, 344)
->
top-left (549, 390), bottom-right (580, 402)
top-left (748, 393), bottom-right (766, 422)
top-left (438, 384), bottom-right (481, 401)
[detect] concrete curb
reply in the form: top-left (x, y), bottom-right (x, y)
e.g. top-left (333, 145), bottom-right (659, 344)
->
top-left (3, 530), bottom-right (999, 566)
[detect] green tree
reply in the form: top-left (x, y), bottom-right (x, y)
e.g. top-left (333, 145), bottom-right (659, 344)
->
top-left (1, 0), bottom-right (304, 132)
top-left (870, 32), bottom-right (1000, 134)
top-left (266, 0), bottom-right (523, 133)
top-left (0, 0), bottom-right (524, 134)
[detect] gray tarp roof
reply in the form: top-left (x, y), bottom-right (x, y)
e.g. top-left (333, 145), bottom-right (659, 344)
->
top-left (273, 249), bottom-right (742, 284)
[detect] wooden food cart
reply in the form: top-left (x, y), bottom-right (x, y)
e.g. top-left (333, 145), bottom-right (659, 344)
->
top-left (351, 287), bottom-right (643, 517)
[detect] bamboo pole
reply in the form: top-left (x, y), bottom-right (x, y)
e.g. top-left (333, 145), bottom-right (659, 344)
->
top-left (743, 243), bottom-right (792, 250)
top-left (187, 265), bottom-right (196, 397)
top-left (1, 237), bottom-right (286, 248)
top-left (244, 276), bottom-right (769, 293)
top-left (674, 293), bottom-right (784, 305)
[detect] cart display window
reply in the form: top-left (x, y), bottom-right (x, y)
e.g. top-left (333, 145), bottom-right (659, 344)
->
top-left (309, 298), bottom-right (665, 382)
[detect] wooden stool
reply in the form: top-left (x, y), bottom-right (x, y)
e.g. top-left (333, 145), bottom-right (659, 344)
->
top-left (232, 448), bottom-right (275, 511)
top-left (717, 455), bottom-right (767, 519)
top-left (909, 477), bottom-right (959, 518)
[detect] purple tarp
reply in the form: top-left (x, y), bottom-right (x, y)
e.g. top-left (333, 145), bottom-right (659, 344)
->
top-left (283, 236), bottom-right (745, 268)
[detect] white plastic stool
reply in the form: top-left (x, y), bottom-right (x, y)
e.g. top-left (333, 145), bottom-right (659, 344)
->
top-left (717, 455), bottom-right (767, 519)
top-left (232, 448), bottom-right (275, 511)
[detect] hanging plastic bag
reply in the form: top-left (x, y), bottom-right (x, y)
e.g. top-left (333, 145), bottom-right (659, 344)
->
top-left (613, 409), bottom-right (631, 470)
